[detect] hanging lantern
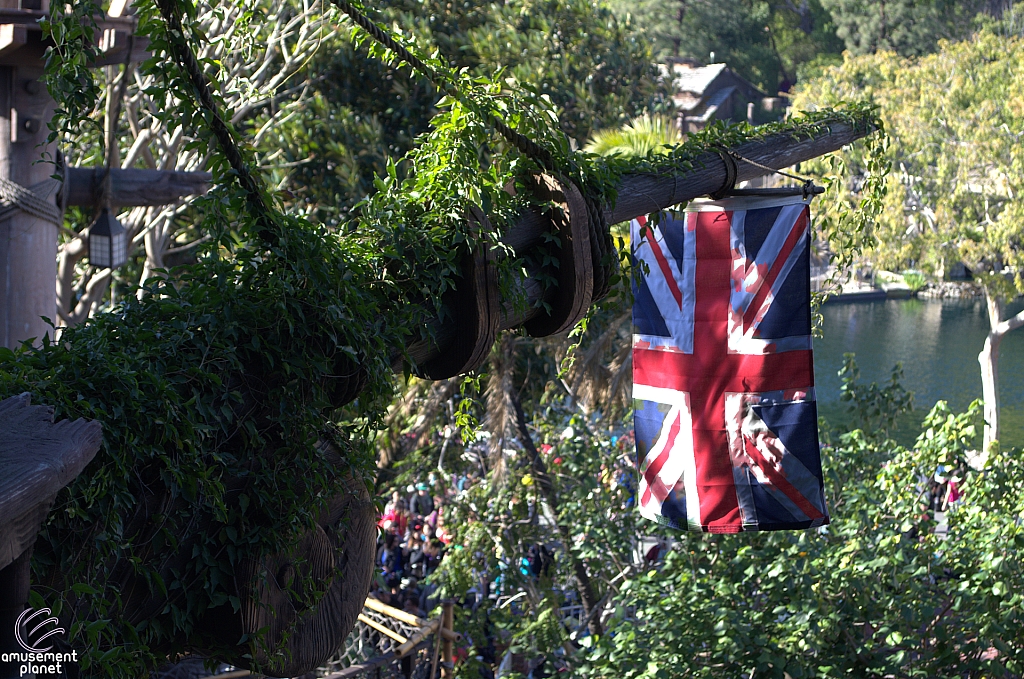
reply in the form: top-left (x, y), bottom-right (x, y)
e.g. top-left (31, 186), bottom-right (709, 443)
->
top-left (87, 208), bottom-right (127, 269)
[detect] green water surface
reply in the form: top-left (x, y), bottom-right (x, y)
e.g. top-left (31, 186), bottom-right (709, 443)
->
top-left (814, 298), bottom-right (1024, 449)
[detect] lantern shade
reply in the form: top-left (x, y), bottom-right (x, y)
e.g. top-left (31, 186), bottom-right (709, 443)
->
top-left (88, 208), bottom-right (127, 269)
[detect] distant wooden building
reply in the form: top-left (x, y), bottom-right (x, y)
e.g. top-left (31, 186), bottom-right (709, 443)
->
top-left (662, 59), bottom-right (787, 133)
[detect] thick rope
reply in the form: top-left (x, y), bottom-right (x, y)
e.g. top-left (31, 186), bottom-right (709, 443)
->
top-left (583, 188), bottom-right (614, 301)
top-left (155, 0), bottom-right (278, 246)
top-left (709, 149), bottom-right (738, 200)
top-left (0, 177), bottom-right (63, 225)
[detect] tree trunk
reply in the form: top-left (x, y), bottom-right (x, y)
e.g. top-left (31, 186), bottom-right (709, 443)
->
top-left (978, 289), bottom-right (1024, 452)
top-left (508, 387), bottom-right (604, 638)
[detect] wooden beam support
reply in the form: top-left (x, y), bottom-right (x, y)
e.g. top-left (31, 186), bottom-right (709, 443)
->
top-left (62, 167), bottom-right (212, 207)
top-left (499, 121), bottom-right (870, 262)
top-left (404, 120), bottom-right (875, 368)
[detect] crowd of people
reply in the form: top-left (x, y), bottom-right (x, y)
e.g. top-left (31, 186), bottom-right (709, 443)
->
top-left (371, 474), bottom-right (456, 618)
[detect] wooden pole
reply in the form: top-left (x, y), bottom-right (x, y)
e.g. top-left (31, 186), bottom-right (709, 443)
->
top-left (403, 120), bottom-right (873, 368)
top-left (440, 601), bottom-right (454, 678)
top-left (0, 549), bottom-right (32, 679)
top-left (61, 167), bottom-right (211, 207)
top-left (0, 63), bottom-right (58, 349)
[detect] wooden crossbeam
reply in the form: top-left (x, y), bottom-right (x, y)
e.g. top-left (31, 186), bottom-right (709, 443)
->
top-left (62, 167), bottom-right (212, 207)
top-left (405, 120), bottom-right (873, 367)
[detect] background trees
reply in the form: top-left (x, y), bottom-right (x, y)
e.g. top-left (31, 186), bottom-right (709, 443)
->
top-left (792, 31), bottom-right (1024, 451)
top-left (819, 0), bottom-right (1004, 56)
top-left (606, 0), bottom-right (1015, 94)
top-left (246, 0), bottom-right (668, 224)
top-left (59, 0), bottom-right (667, 322)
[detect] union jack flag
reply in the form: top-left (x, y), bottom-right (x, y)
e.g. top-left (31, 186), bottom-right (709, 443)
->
top-left (631, 196), bottom-right (829, 532)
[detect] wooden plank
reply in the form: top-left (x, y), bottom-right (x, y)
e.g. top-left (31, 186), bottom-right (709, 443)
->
top-left (0, 10), bottom-right (148, 67)
top-left (0, 8), bottom-right (135, 32)
top-left (362, 595), bottom-right (429, 627)
top-left (356, 613), bottom-right (408, 644)
top-left (394, 618), bottom-right (440, 658)
top-left (0, 393), bottom-right (103, 570)
top-left (62, 167), bottom-right (212, 207)
top-left (88, 35), bottom-right (151, 68)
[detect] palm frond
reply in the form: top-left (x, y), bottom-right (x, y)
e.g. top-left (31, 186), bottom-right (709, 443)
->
top-left (584, 114), bottom-right (682, 158)
top-left (566, 310), bottom-right (633, 416)
top-left (378, 376), bottom-right (461, 469)
top-left (483, 332), bottom-right (519, 483)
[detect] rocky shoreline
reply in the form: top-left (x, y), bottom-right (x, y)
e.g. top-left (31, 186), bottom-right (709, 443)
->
top-left (917, 281), bottom-right (984, 299)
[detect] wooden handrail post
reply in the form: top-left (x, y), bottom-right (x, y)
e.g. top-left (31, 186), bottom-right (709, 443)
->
top-left (440, 600), bottom-right (454, 678)
top-left (0, 394), bottom-right (101, 678)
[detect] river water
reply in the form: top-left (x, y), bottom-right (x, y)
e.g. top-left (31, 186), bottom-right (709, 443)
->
top-left (814, 298), bottom-right (1024, 448)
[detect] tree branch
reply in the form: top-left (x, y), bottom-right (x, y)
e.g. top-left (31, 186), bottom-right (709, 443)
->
top-left (994, 305), bottom-right (1024, 337)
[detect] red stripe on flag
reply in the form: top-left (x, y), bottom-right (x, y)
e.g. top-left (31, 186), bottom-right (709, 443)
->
top-left (646, 234), bottom-right (684, 309)
top-left (743, 436), bottom-right (824, 520)
top-left (642, 412), bottom-right (681, 504)
top-left (633, 348), bottom-right (814, 393)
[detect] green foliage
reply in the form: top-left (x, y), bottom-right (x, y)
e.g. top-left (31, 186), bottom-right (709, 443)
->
top-left (819, 0), bottom-right (997, 56)
top-left (584, 114), bottom-right (683, 157)
top-left (462, 0), bottom-right (668, 143)
top-left (902, 270), bottom-right (927, 292)
top-left (259, 0), bottom-right (668, 225)
top-left (806, 122), bottom-right (890, 311)
top-left (426, 351), bottom-right (1024, 677)
top-left (794, 30), bottom-right (1024, 444)
top-left (575, 397), bottom-right (1024, 678)
top-left (837, 353), bottom-right (913, 436)
top-left (793, 31), bottom-right (1024, 295)
top-left (2, 216), bottom-right (392, 675)
top-left (40, 0), bottom-right (104, 142)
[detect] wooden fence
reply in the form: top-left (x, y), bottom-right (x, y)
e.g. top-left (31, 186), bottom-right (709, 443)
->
top-left (185, 597), bottom-right (459, 679)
